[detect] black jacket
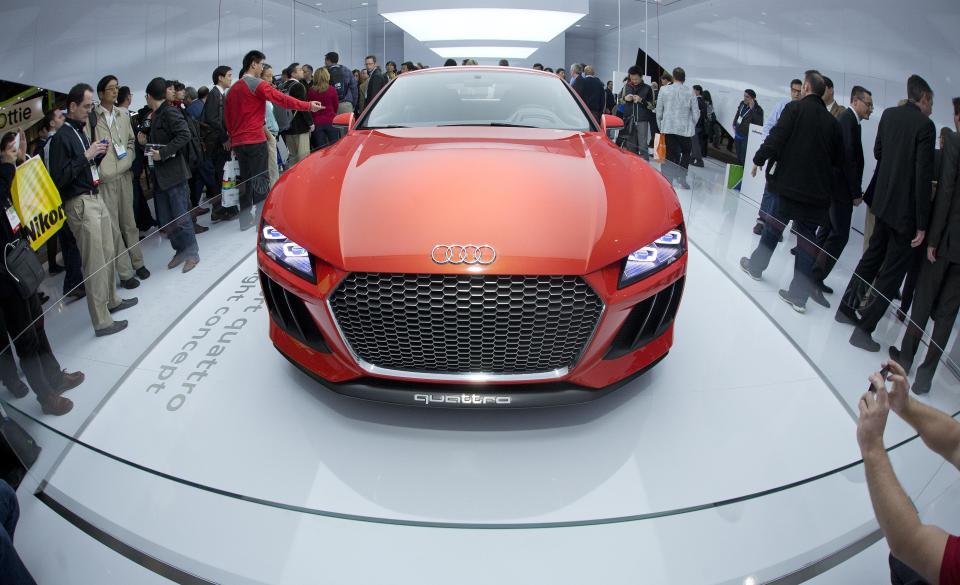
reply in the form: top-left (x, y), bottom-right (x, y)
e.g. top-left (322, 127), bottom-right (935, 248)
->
top-left (733, 101), bottom-right (764, 138)
top-left (148, 102), bottom-right (192, 191)
top-left (695, 96), bottom-right (708, 134)
top-left (580, 76), bottom-right (605, 116)
top-left (200, 86), bottom-right (228, 147)
top-left (0, 163), bottom-right (21, 297)
top-left (283, 80), bottom-right (312, 135)
top-left (572, 74), bottom-right (585, 97)
top-left (837, 107), bottom-right (865, 201)
top-left (621, 81), bottom-right (655, 122)
top-left (366, 67), bottom-right (387, 105)
top-left (754, 94), bottom-right (843, 210)
top-left (929, 130), bottom-right (960, 262)
top-left (48, 118), bottom-right (99, 201)
top-left (871, 101), bottom-right (936, 236)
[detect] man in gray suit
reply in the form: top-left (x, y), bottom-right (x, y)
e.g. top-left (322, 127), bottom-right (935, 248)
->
top-left (889, 97), bottom-right (960, 394)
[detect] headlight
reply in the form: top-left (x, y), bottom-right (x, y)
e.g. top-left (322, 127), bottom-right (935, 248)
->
top-left (260, 224), bottom-right (316, 283)
top-left (618, 226), bottom-right (685, 289)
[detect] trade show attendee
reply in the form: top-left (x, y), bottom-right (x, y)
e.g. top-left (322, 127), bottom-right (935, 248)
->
top-left (656, 67), bottom-right (700, 171)
top-left (301, 64), bottom-right (314, 87)
top-left (857, 360), bottom-right (960, 583)
top-left (385, 61), bottom-right (398, 80)
top-left (224, 50), bottom-right (321, 230)
top-left (823, 76), bottom-right (845, 118)
top-left (888, 97), bottom-right (960, 394)
top-left (837, 75), bottom-right (936, 351)
top-left (308, 68), bottom-right (340, 149)
top-left (605, 80), bottom-right (617, 115)
top-left (184, 86), bottom-right (203, 120)
top-left (324, 52), bottom-right (358, 114)
top-left (812, 86), bottom-right (874, 302)
top-left (0, 132), bottom-right (85, 415)
top-left (260, 64), bottom-right (280, 188)
top-left (48, 84), bottom-right (137, 337)
top-left (443, 59), bottom-right (457, 67)
top-left (364, 56), bottom-right (387, 108)
top-left (140, 77), bottom-right (199, 273)
top-left (754, 78), bottom-right (804, 234)
top-left (619, 66), bottom-right (655, 161)
top-left (569, 63), bottom-right (583, 91)
top-left (579, 66), bottom-right (605, 121)
top-left (532, 63), bottom-right (543, 71)
top-left (32, 109), bottom-right (76, 280)
top-left (732, 89), bottom-right (763, 166)
top-left (358, 68), bottom-right (369, 112)
top-left (91, 75), bottom-right (149, 290)
top-left (200, 65), bottom-right (237, 223)
top-left (690, 84), bottom-right (708, 167)
top-left (280, 63), bottom-right (312, 166)
top-left (0, 480), bottom-right (38, 582)
top-left (739, 71), bottom-right (843, 313)
top-left (556, 67), bottom-right (566, 82)
top-left (400, 61), bottom-right (416, 74)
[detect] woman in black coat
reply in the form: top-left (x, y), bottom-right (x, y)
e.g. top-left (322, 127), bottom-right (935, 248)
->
top-left (0, 131), bottom-right (83, 415)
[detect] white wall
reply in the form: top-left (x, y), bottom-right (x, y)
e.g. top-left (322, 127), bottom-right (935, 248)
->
top-left (564, 36), bottom-right (597, 77)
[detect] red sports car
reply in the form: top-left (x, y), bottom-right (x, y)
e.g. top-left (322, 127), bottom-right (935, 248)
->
top-left (258, 67), bottom-right (686, 407)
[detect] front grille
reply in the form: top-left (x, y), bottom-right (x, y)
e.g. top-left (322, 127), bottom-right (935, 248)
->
top-left (605, 277), bottom-right (685, 360)
top-left (260, 271), bottom-right (330, 352)
top-left (329, 273), bottom-right (604, 375)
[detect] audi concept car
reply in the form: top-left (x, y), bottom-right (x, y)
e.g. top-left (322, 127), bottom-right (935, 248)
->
top-left (258, 67), bottom-right (686, 407)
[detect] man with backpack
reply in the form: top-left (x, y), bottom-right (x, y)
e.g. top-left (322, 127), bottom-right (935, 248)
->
top-left (325, 51), bottom-right (358, 114)
top-left (279, 63), bottom-right (313, 166)
top-left (139, 77), bottom-right (200, 273)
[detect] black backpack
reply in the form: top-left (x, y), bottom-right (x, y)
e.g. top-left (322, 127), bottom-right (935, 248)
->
top-left (328, 65), bottom-right (347, 101)
top-left (176, 108), bottom-right (204, 168)
top-left (272, 81), bottom-right (297, 132)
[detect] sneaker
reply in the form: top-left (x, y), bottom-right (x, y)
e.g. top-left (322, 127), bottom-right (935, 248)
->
top-left (135, 266), bottom-right (151, 280)
top-left (39, 395), bottom-right (73, 416)
top-left (810, 288), bottom-right (831, 309)
top-left (778, 289), bottom-right (806, 313)
top-left (120, 277), bottom-right (140, 290)
top-left (95, 320), bottom-right (128, 337)
top-left (849, 328), bottom-right (881, 352)
top-left (739, 257), bottom-right (761, 281)
top-left (182, 257), bottom-right (200, 273)
top-left (108, 298), bottom-right (138, 314)
top-left (168, 252), bottom-right (187, 269)
top-left (57, 370), bottom-right (85, 393)
top-left (193, 224), bottom-right (210, 234)
top-left (5, 379), bottom-right (29, 399)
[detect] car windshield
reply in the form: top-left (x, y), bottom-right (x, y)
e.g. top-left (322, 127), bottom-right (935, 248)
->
top-left (358, 69), bottom-right (594, 132)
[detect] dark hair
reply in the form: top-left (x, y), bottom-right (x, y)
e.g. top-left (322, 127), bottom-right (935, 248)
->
top-left (197, 86), bottom-right (209, 100)
top-left (96, 75), bottom-right (118, 95)
top-left (850, 85), bottom-right (872, 102)
top-left (544, 67), bottom-right (553, 73)
top-left (790, 79), bottom-right (802, 89)
top-left (386, 61), bottom-right (396, 69)
top-left (242, 50), bottom-right (266, 74)
top-left (165, 79), bottom-right (176, 89)
top-left (284, 62), bottom-right (300, 77)
top-left (702, 90), bottom-right (713, 104)
top-left (499, 59), bottom-right (509, 66)
top-left (627, 66), bottom-right (641, 76)
top-left (822, 76), bottom-right (834, 89)
top-left (146, 77), bottom-right (167, 101)
top-left (672, 67), bottom-right (686, 83)
top-left (302, 64), bottom-right (313, 72)
top-left (1, 132), bottom-right (16, 153)
top-left (325, 51), bottom-right (340, 64)
top-left (533, 63), bottom-right (542, 69)
top-left (692, 84), bottom-right (703, 93)
top-left (401, 61), bottom-right (415, 71)
top-left (212, 65), bottom-right (231, 86)
top-left (744, 89), bottom-right (757, 99)
top-left (907, 74), bottom-right (933, 103)
top-left (557, 67), bottom-right (565, 73)
top-left (804, 69), bottom-right (821, 76)
top-left (953, 97), bottom-right (960, 117)
top-left (40, 109), bottom-right (59, 131)
top-left (365, 55), bottom-right (377, 63)
top-left (66, 83), bottom-right (93, 111)
top-left (660, 72), bottom-right (673, 83)
top-left (444, 58), bottom-right (457, 66)
top-left (805, 71), bottom-right (826, 97)
top-left (173, 81), bottom-right (185, 91)
top-left (117, 86), bottom-right (131, 105)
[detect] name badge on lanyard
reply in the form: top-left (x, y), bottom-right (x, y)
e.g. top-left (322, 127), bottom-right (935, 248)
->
top-left (90, 162), bottom-right (101, 186)
top-left (5, 205), bottom-right (21, 235)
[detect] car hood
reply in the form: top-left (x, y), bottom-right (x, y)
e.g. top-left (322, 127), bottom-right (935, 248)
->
top-left (263, 127), bottom-right (682, 275)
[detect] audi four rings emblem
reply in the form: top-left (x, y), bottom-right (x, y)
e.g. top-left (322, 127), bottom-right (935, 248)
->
top-left (431, 244), bottom-right (497, 265)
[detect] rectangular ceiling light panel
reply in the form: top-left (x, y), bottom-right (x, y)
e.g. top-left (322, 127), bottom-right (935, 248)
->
top-left (429, 46), bottom-right (538, 59)
top-left (382, 9), bottom-right (585, 42)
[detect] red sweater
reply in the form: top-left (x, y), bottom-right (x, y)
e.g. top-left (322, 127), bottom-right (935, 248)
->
top-left (307, 86), bottom-right (339, 126)
top-left (225, 76), bottom-right (312, 146)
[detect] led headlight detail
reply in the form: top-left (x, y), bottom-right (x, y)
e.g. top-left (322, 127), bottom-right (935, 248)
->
top-left (260, 224), bottom-right (315, 282)
top-left (619, 226), bottom-right (685, 288)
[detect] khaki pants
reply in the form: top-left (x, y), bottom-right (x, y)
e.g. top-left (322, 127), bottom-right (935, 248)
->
top-left (337, 102), bottom-right (354, 114)
top-left (63, 194), bottom-right (121, 331)
top-left (100, 173), bottom-right (144, 280)
top-left (265, 131), bottom-right (279, 188)
top-left (284, 132), bottom-right (310, 166)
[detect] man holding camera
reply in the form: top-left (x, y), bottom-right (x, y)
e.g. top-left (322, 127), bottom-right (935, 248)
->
top-left (620, 66), bottom-right (655, 161)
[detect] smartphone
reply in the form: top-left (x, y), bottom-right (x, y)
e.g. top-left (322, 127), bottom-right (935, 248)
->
top-left (869, 366), bottom-right (891, 393)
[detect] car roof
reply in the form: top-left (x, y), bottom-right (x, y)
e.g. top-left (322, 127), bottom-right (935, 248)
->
top-left (400, 66), bottom-right (559, 79)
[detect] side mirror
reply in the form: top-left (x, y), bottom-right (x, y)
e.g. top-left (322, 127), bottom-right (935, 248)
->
top-left (602, 114), bottom-right (624, 141)
top-left (332, 112), bottom-right (355, 130)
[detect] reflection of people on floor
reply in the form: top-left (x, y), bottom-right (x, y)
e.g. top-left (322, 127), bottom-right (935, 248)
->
top-left (857, 361), bottom-right (960, 585)
top-left (0, 480), bottom-right (37, 584)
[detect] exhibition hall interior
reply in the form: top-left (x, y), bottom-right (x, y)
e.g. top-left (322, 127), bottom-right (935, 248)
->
top-left (0, 0), bottom-right (959, 583)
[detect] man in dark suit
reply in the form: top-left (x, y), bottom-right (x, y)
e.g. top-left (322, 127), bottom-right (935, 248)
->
top-left (889, 97), bottom-right (960, 393)
top-left (200, 65), bottom-right (237, 222)
top-left (812, 86), bottom-right (874, 305)
top-left (739, 71), bottom-right (843, 313)
top-left (579, 66), bottom-right (606, 122)
top-left (837, 75), bottom-right (936, 351)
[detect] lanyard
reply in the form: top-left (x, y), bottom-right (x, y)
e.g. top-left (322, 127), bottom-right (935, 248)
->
top-left (68, 123), bottom-right (91, 152)
top-left (739, 104), bottom-right (753, 119)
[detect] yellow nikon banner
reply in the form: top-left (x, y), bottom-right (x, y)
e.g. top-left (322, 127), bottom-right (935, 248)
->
top-left (0, 95), bottom-right (44, 135)
top-left (11, 156), bottom-right (65, 250)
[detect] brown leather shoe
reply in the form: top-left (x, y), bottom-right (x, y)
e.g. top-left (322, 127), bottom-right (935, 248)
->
top-left (39, 395), bottom-right (74, 416)
top-left (182, 257), bottom-right (200, 273)
top-left (58, 370), bottom-right (85, 393)
top-left (193, 224), bottom-right (209, 234)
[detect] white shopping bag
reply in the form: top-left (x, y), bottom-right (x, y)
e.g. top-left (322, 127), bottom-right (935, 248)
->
top-left (221, 153), bottom-right (240, 208)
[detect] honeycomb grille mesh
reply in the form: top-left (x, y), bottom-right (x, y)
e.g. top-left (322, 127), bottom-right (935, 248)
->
top-left (329, 273), bottom-right (604, 375)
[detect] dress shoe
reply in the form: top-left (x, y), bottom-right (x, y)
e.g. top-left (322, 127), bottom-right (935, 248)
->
top-left (912, 370), bottom-right (933, 395)
top-left (778, 289), bottom-right (806, 313)
top-left (58, 370), bottom-right (85, 393)
top-left (168, 252), bottom-right (187, 269)
top-left (5, 379), bottom-right (29, 399)
top-left (135, 266), bottom-right (151, 280)
top-left (49, 263), bottom-right (65, 275)
top-left (818, 281), bottom-right (834, 295)
top-left (109, 298), bottom-right (138, 314)
top-left (190, 207), bottom-right (211, 218)
top-left (65, 286), bottom-right (86, 301)
top-left (95, 320), bottom-right (128, 337)
top-left (739, 257), bottom-right (761, 281)
top-left (888, 346), bottom-right (913, 374)
top-left (752, 222), bottom-right (763, 235)
top-left (38, 291), bottom-right (50, 304)
top-left (39, 395), bottom-right (73, 416)
top-left (835, 304), bottom-right (860, 326)
top-left (211, 208), bottom-right (238, 223)
top-left (810, 288), bottom-right (831, 309)
top-left (850, 328), bottom-right (881, 352)
top-left (182, 257), bottom-right (200, 273)
top-left (193, 223), bottom-right (209, 234)
top-left (120, 277), bottom-right (140, 290)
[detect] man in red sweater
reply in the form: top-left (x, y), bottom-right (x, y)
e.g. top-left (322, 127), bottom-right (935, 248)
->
top-left (225, 50), bottom-right (322, 229)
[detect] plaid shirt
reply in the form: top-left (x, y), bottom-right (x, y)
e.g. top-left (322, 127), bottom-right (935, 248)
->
top-left (655, 82), bottom-right (700, 138)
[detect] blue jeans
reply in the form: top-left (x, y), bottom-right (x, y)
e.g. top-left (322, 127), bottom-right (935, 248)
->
top-left (759, 185), bottom-right (778, 224)
top-left (735, 137), bottom-right (748, 166)
top-left (0, 481), bottom-right (37, 585)
top-left (153, 182), bottom-right (199, 259)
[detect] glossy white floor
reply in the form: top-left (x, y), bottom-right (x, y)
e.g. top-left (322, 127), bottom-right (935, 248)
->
top-left (5, 160), bottom-right (959, 584)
